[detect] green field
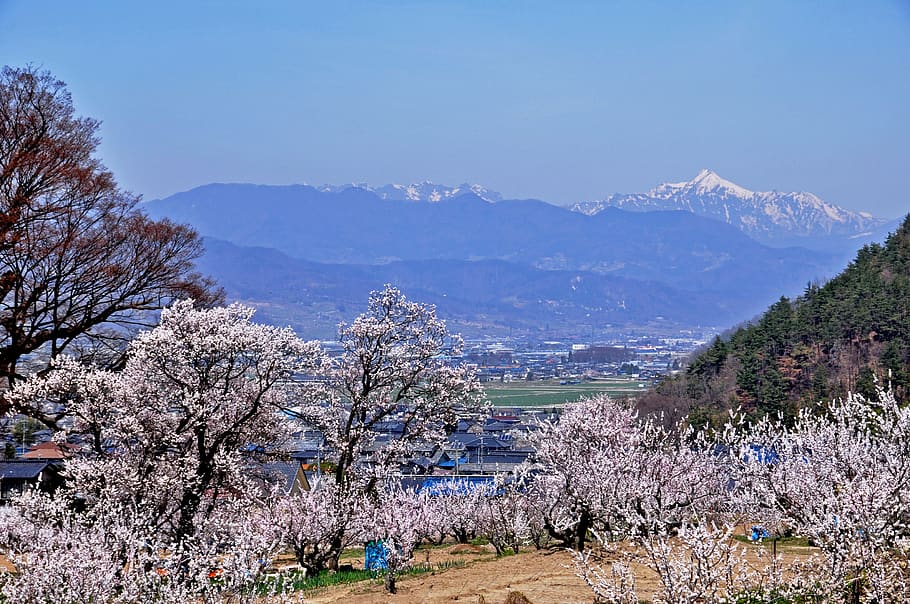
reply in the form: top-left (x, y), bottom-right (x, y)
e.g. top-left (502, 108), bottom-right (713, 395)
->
top-left (482, 378), bottom-right (650, 407)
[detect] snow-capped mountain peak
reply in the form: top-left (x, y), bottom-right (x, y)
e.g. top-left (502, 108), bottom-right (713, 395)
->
top-left (689, 168), bottom-right (755, 198)
top-left (572, 170), bottom-right (881, 246)
top-left (648, 169), bottom-right (754, 201)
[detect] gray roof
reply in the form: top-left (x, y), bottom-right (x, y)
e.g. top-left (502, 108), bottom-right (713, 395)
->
top-left (261, 461), bottom-right (307, 494)
top-left (482, 421), bottom-right (515, 432)
top-left (475, 451), bottom-right (533, 465)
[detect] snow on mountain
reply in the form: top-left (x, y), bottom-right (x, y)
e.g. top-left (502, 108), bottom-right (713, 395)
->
top-left (315, 181), bottom-right (502, 203)
top-left (572, 170), bottom-right (882, 245)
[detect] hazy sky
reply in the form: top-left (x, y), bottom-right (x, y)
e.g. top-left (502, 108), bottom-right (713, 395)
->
top-left (2, 1), bottom-right (908, 217)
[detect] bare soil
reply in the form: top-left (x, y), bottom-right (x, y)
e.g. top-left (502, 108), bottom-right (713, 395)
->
top-left (302, 540), bottom-right (816, 604)
top-left (304, 545), bottom-right (594, 604)
top-left (0, 538), bottom-right (815, 604)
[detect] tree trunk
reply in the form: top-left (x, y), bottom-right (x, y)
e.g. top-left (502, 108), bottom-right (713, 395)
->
top-left (384, 571), bottom-right (397, 594)
top-left (326, 533), bottom-right (344, 571)
top-left (574, 508), bottom-right (592, 551)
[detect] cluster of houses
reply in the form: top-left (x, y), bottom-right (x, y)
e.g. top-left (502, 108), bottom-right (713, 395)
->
top-left (0, 407), bottom-right (549, 503)
top-left (463, 337), bottom-right (701, 385)
top-left (0, 442), bottom-right (71, 503)
top-left (1, 334), bottom-right (713, 503)
top-left (276, 407), bottom-right (549, 493)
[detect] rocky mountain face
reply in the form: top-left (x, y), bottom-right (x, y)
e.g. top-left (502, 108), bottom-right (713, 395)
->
top-left (572, 169), bottom-right (883, 249)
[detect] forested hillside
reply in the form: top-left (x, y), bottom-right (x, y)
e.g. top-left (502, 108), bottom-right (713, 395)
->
top-left (647, 214), bottom-right (910, 424)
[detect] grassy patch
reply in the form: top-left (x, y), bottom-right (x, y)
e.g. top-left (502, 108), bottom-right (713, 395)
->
top-left (732, 535), bottom-right (814, 548)
top-left (483, 379), bottom-right (649, 407)
top-left (260, 568), bottom-right (375, 594)
top-left (338, 546), bottom-right (365, 560)
top-left (260, 560), bottom-right (466, 595)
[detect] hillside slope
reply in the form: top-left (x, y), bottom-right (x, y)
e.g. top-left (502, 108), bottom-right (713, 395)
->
top-left (196, 238), bottom-right (742, 339)
top-left (648, 215), bottom-right (910, 423)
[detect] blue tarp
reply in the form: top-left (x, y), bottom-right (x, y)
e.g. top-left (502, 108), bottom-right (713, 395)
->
top-left (364, 540), bottom-right (388, 570)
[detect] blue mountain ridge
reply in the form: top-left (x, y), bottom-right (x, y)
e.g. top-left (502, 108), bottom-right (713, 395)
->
top-left (144, 183), bottom-right (843, 337)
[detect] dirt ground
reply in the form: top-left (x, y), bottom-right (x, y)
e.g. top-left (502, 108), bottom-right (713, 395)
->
top-left (0, 539), bottom-right (813, 604)
top-left (304, 545), bottom-right (594, 604)
top-left (302, 540), bottom-right (815, 604)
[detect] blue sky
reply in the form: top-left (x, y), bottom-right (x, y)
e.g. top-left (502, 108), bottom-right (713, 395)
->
top-left (2, 1), bottom-right (908, 217)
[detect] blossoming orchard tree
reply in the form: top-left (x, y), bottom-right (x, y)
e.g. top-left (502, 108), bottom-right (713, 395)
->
top-left (267, 479), bottom-right (367, 576)
top-left (1, 489), bottom-right (295, 604)
top-left (361, 484), bottom-right (438, 594)
top-left (7, 301), bottom-right (321, 551)
top-left (524, 395), bottom-right (726, 552)
top-left (528, 395), bottom-right (762, 604)
top-left (0, 65), bottom-right (220, 418)
top-left (725, 386), bottom-right (910, 603)
top-left (567, 388), bottom-right (910, 604)
top-left (292, 284), bottom-right (482, 569)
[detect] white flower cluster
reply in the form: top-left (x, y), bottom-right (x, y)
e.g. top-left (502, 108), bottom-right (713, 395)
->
top-left (563, 388), bottom-right (910, 603)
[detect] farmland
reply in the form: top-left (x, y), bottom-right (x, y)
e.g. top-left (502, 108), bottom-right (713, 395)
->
top-left (482, 377), bottom-right (649, 407)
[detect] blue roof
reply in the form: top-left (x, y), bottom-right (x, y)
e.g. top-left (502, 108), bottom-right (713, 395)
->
top-left (746, 444), bottom-right (779, 464)
top-left (418, 475), bottom-right (496, 496)
top-left (0, 460), bottom-right (52, 480)
top-left (436, 455), bottom-right (469, 468)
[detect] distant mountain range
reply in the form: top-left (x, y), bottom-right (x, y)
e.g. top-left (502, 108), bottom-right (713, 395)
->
top-left (143, 182), bottom-right (847, 337)
top-left (301, 171), bottom-right (887, 252)
top-left (572, 169), bottom-right (884, 249)
top-left (195, 238), bottom-right (744, 340)
top-left (313, 181), bottom-right (503, 203)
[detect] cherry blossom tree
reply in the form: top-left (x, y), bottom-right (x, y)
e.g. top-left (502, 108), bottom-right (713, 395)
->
top-left (0, 490), bottom-right (300, 604)
top-left (476, 477), bottom-right (532, 556)
top-left (422, 478), bottom-right (487, 545)
top-left (0, 301), bottom-right (324, 602)
top-left (7, 300), bottom-right (322, 546)
top-left (266, 479), bottom-right (366, 576)
top-left (292, 285), bottom-right (481, 568)
top-left (360, 485), bottom-right (437, 594)
top-left (572, 387), bottom-right (910, 603)
top-left (575, 521), bottom-right (762, 604)
top-left (1, 291), bottom-right (482, 596)
top-left (531, 396), bottom-right (761, 604)
top-left (524, 395), bottom-right (726, 551)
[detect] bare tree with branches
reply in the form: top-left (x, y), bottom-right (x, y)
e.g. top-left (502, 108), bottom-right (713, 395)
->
top-left (0, 65), bottom-right (220, 418)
